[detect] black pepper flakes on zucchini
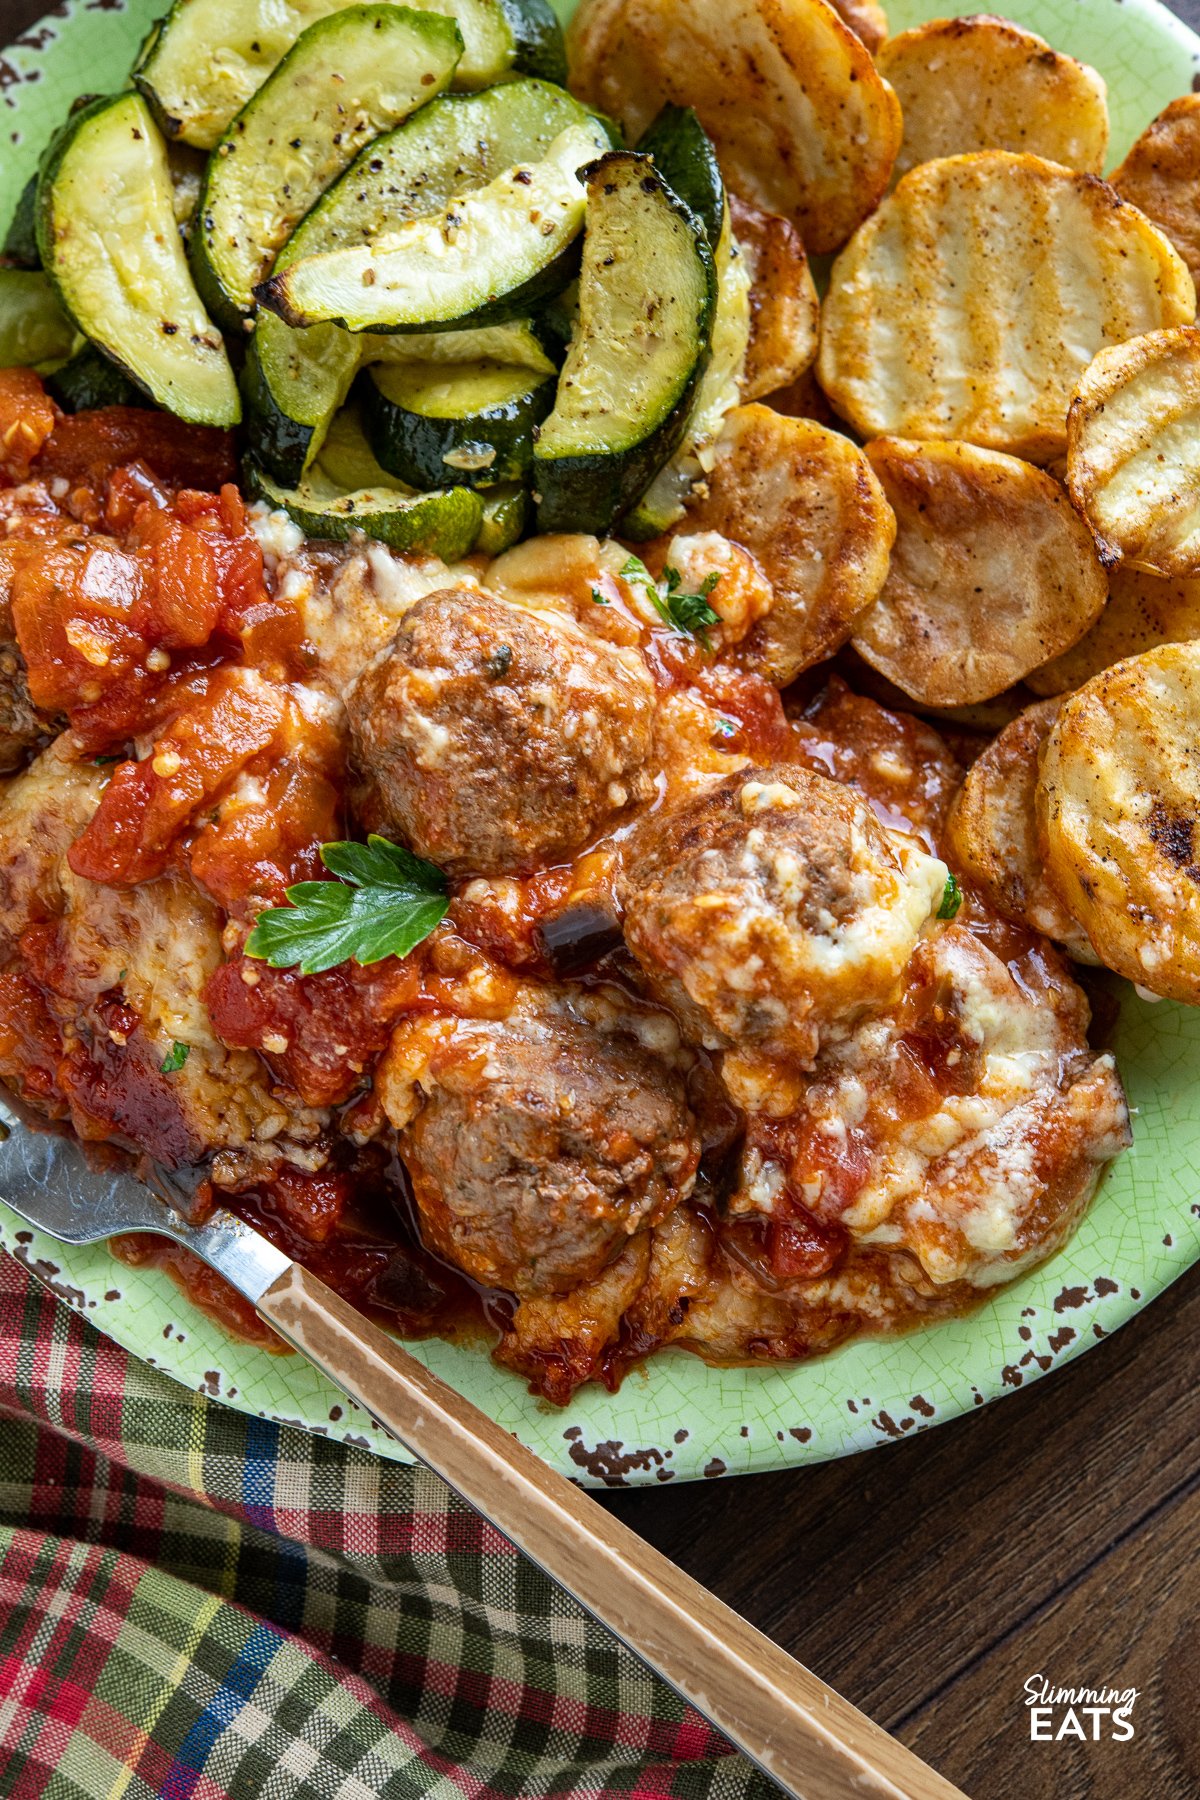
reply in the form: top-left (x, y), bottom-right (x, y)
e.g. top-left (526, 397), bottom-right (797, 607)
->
top-left (533, 150), bottom-right (716, 536)
top-left (362, 358), bottom-right (554, 488)
top-left (242, 77), bottom-right (586, 483)
top-left (256, 118), bottom-right (605, 334)
top-left (35, 91), bottom-right (239, 427)
top-left (246, 457), bottom-right (483, 558)
top-left (190, 4), bottom-right (464, 327)
top-left (135, 0), bottom-right (566, 151)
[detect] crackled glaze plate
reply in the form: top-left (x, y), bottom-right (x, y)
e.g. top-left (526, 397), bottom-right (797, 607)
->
top-left (2, 0), bottom-right (1199, 1486)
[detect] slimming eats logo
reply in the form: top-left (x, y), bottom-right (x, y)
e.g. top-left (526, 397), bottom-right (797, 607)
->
top-left (1024, 1674), bottom-right (1138, 1741)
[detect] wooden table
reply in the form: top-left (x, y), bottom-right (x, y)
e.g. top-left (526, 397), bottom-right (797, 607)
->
top-left (4, 0), bottom-right (1199, 1789)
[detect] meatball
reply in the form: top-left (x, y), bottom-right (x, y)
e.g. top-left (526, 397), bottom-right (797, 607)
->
top-left (346, 586), bottom-right (655, 875)
top-left (379, 1012), bottom-right (700, 1296)
top-left (0, 640), bottom-right (47, 771)
top-left (619, 765), bottom-right (949, 1064)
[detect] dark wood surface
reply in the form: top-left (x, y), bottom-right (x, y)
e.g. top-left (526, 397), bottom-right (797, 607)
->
top-left (4, 0), bottom-right (1199, 1792)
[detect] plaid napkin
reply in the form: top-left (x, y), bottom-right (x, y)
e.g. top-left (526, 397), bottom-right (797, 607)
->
top-left (0, 1249), bottom-right (773, 1799)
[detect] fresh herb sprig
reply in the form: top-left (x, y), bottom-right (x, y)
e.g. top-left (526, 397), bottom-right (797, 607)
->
top-left (937, 873), bottom-right (963, 921)
top-left (594, 554), bottom-right (723, 649)
top-left (245, 835), bottom-right (449, 975)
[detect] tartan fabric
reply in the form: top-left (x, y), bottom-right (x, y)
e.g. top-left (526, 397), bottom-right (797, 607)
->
top-left (0, 1249), bottom-right (774, 1799)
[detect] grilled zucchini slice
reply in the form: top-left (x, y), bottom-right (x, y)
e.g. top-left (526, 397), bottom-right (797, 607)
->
top-left (474, 482), bottom-right (528, 553)
top-left (243, 79), bottom-right (585, 482)
top-left (257, 120), bottom-right (603, 333)
top-left (363, 359), bottom-right (554, 487)
top-left (622, 203), bottom-right (750, 537)
top-left (0, 269), bottom-right (76, 368)
top-left (3, 177), bottom-right (40, 269)
top-left (247, 458), bottom-right (482, 556)
top-left (191, 6), bottom-right (463, 326)
top-left (136, 0), bottom-right (566, 150)
top-left (534, 150), bottom-right (716, 535)
top-left (635, 105), bottom-right (724, 252)
top-left (47, 343), bottom-right (147, 412)
top-left (36, 93), bottom-right (239, 427)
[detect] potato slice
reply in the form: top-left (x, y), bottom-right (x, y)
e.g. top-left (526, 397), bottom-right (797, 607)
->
top-left (672, 403), bottom-right (895, 684)
top-left (1111, 94), bottom-right (1200, 289)
top-left (852, 438), bottom-right (1107, 705)
top-left (1066, 326), bottom-right (1200, 578)
top-left (829, 0), bottom-right (887, 51)
top-left (877, 17), bottom-right (1108, 183)
top-left (946, 698), bottom-right (1095, 957)
top-left (818, 152), bottom-right (1196, 461)
top-left (1029, 566), bottom-right (1200, 695)
top-left (1037, 641), bottom-right (1200, 999)
top-left (565, 0), bottom-right (902, 253)
top-left (729, 194), bottom-right (820, 401)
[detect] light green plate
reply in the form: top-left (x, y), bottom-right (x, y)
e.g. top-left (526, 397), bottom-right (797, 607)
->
top-left (2, 0), bottom-right (1199, 1487)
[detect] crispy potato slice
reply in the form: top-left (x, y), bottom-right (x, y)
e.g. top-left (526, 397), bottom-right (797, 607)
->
top-left (878, 17), bottom-right (1108, 183)
top-left (1037, 641), bottom-right (1200, 999)
top-left (1029, 566), bottom-right (1200, 695)
top-left (946, 698), bottom-right (1095, 957)
top-left (829, 0), bottom-right (887, 51)
top-left (669, 404), bottom-right (895, 685)
top-left (818, 152), bottom-right (1196, 461)
top-left (565, 0), bottom-right (902, 253)
top-left (1066, 327), bottom-right (1200, 578)
top-left (729, 194), bottom-right (820, 401)
top-left (1111, 94), bottom-right (1200, 288)
top-left (852, 438), bottom-right (1108, 705)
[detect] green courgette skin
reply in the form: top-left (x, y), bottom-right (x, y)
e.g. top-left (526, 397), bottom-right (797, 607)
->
top-left (635, 106), bottom-right (724, 248)
top-left (3, 177), bottom-right (40, 269)
top-left (190, 5), bottom-right (464, 329)
top-left (361, 361), bottom-right (554, 489)
top-left (242, 81), bottom-right (580, 482)
top-left (0, 269), bottom-right (76, 367)
top-left (35, 92), bottom-right (240, 428)
top-left (135, 0), bottom-right (568, 149)
top-left (496, 0), bottom-right (567, 83)
top-left (534, 152), bottom-right (716, 536)
top-left (47, 343), bottom-right (147, 411)
top-left (473, 482), bottom-right (528, 553)
top-left (245, 458), bottom-right (483, 557)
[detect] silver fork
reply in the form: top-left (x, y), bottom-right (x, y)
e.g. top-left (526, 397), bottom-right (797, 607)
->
top-left (0, 1104), bottom-right (965, 1800)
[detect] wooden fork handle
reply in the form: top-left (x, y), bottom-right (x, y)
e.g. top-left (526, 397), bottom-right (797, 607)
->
top-left (256, 1263), bottom-right (967, 1800)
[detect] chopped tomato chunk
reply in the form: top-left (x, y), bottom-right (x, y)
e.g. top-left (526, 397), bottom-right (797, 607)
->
top-left (68, 667), bottom-right (285, 885)
top-left (0, 368), bottom-right (58, 481)
top-left (36, 406), bottom-right (236, 494)
top-left (190, 756), bottom-right (340, 912)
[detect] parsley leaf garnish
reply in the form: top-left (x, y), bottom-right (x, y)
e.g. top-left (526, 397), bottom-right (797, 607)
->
top-left (619, 554), bottom-right (722, 647)
top-left (937, 873), bottom-right (963, 920)
top-left (160, 1041), bottom-right (190, 1075)
top-left (244, 835), bottom-right (449, 975)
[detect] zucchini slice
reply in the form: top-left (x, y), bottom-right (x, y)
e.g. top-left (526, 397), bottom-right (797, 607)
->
top-left (533, 151), bottom-right (716, 536)
top-left (258, 120), bottom-right (603, 333)
top-left (243, 78), bottom-right (587, 483)
top-left (623, 204), bottom-right (751, 538)
top-left (0, 269), bottom-right (76, 368)
top-left (47, 343), bottom-right (147, 412)
top-left (246, 458), bottom-right (483, 557)
top-left (3, 176), bottom-right (40, 269)
top-left (313, 399), bottom-right (401, 491)
top-left (636, 105), bottom-right (724, 253)
top-left (362, 359), bottom-right (554, 488)
top-left (191, 6), bottom-right (463, 325)
top-left (137, 0), bottom-right (566, 150)
top-left (474, 482), bottom-right (528, 554)
top-left (36, 93), bottom-right (239, 427)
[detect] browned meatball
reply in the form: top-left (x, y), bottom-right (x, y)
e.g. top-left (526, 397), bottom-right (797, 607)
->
top-left (619, 765), bottom-right (949, 1064)
top-left (346, 586), bottom-right (655, 875)
top-left (0, 641), bottom-right (47, 771)
top-left (386, 1014), bottom-right (699, 1297)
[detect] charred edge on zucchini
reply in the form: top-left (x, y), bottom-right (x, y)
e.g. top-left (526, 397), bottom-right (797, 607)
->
top-left (245, 456), bottom-right (483, 558)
